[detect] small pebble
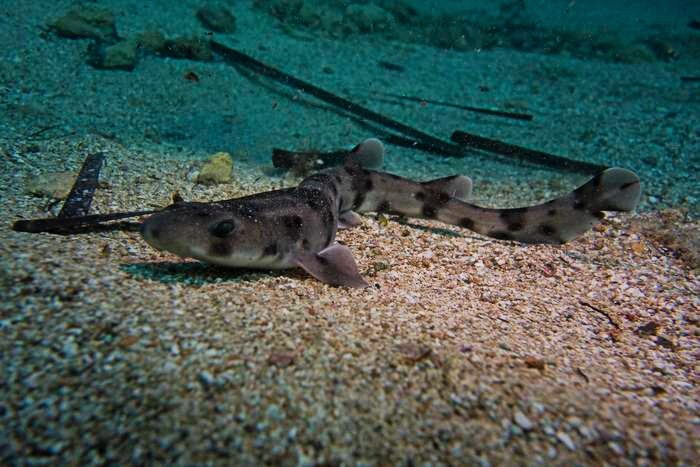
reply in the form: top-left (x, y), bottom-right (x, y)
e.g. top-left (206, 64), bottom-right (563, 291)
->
top-left (198, 370), bottom-right (216, 388)
top-left (514, 410), bottom-right (534, 431)
top-left (265, 404), bottom-right (284, 421)
top-left (608, 441), bottom-right (624, 455)
top-left (556, 431), bottom-right (576, 451)
top-left (62, 339), bottom-right (78, 358)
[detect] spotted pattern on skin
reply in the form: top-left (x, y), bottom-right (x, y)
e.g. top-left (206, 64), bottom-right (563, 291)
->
top-left (490, 231), bottom-right (515, 241)
top-left (539, 224), bottom-right (557, 237)
top-left (500, 207), bottom-right (528, 232)
top-left (297, 187), bottom-right (335, 226)
top-left (377, 201), bottom-right (392, 213)
top-left (420, 190), bottom-right (452, 219)
top-left (459, 217), bottom-right (475, 229)
top-left (282, 215), bottom-right (303, 241)
top-left (352, 192), bottom-right (366, 210)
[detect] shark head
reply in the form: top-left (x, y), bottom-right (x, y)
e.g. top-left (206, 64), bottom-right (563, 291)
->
top-left (140, 201), bottom-right (284, 269)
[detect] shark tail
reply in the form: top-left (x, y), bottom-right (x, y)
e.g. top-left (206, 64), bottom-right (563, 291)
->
top-left (432, 168), bottom-right (641, 244)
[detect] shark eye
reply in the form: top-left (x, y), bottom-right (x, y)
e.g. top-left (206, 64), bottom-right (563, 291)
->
top-left (210, 220), bottom-right (236, 238)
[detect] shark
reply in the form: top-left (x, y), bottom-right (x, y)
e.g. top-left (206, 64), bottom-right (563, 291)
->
top-left (141, 138), bottom-right (641, 287)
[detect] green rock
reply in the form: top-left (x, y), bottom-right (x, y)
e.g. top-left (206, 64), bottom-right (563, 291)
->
top-left (197, 152), bottom-right (233, 185)
top-left (136, 28), bottom-right (167, 54)
top-left (88, 38), bottom-right (139, 71)
top-left (49, 5), bottom-right (118, 43)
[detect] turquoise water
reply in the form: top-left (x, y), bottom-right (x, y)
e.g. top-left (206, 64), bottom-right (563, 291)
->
top-left (2, 0), bottom-right (698, 214)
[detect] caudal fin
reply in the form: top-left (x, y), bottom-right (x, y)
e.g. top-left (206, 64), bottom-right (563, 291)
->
top-left (572, 168), bottom-right (641, 212)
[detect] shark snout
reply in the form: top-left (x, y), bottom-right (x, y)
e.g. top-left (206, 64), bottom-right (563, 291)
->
top-left (140, 216), bottom-right (166, 251)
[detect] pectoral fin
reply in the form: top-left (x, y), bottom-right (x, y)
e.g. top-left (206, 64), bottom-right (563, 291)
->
top-left (294, 243), bottom-right (368, 288)
top-left (338, 210), bottom-right (363, 229)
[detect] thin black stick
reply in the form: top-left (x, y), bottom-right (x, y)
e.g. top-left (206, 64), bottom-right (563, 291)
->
top-left (12, 209), bottom-right (157, 234)
top-left (59, 152), bottom-right (106, 218)
top-left (451, 130), bottom-right (607, 174)
top-left (209, 40), bottom-right (466, 158)
top-left (375, 91), bottom-right (534, 121)
top-left (680, 76), bottom-right (700, 82)
top-left (26, 124), bottom-right (61, 139)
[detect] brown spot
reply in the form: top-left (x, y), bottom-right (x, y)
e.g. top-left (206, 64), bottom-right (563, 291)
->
top-left (656, 336), bottom-right (675, 349)
top-left (282, 215), bottom-right (303, 240)
top-left (377, 201), bottom-right (392, 213)
top-left (539, 224), bottom-right (556, 236)
top-left (118, 335), bottom-right (140, 348)
top-left (636, 321), bottom-right (659, 336)
top-left (268, 351), bottom-right (296, 367)
top-left (352, 192), bottom-right (365, 210)
top-left (184, 70), bottom-right (200, 82)
top-left (262, 243), bottom-right (278, 257)
top-left (524, 356), bottom-right (546, 370)
top-left (460, 217), bottom-right (475, 229)
top-left (500, 208), bottom-right (527, 232)
top-left (422, 204), bottom-right (437, 219)
top-left (397, 342), bottom-right (432, 364)
top-left (490, 231), bottom-right (514, 241)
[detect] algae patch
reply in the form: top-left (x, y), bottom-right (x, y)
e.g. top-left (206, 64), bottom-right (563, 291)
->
top-left (197, 152), bottom-right (233, 185)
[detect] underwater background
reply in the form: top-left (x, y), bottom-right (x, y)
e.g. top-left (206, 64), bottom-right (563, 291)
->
top-left (1, 0), bottom-right (699, 465)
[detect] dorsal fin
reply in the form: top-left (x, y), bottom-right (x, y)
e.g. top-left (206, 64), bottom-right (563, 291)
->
top-left (421, 175), bottom-right (473, 202)
top-left (346, 138), bottom-right (384, 169)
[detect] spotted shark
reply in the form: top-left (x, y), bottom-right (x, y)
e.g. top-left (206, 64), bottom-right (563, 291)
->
top-left (141, 139), bottom-right (641, 287)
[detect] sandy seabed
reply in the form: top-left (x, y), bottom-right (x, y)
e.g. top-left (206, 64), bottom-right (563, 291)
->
top-left (1, 1), bottom-right (699, 465)
top-left (1, 134), bottom-right (698, 465)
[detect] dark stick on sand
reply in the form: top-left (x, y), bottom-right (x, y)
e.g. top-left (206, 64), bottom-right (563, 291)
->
top-left (209, 40), bottom-right (466, 158)
top-left (13, 151), bottom-right (161, 234)
top-left (12, 210), bottom-right (158, 234)
top-left (375, 91), bottom-right (534, 121)
top-left (680, 76), bottom-right (700, 83)
top-left (59, 152), bottom-right (106, 218)
top-left (451, 130), bottom-right (607, 174)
